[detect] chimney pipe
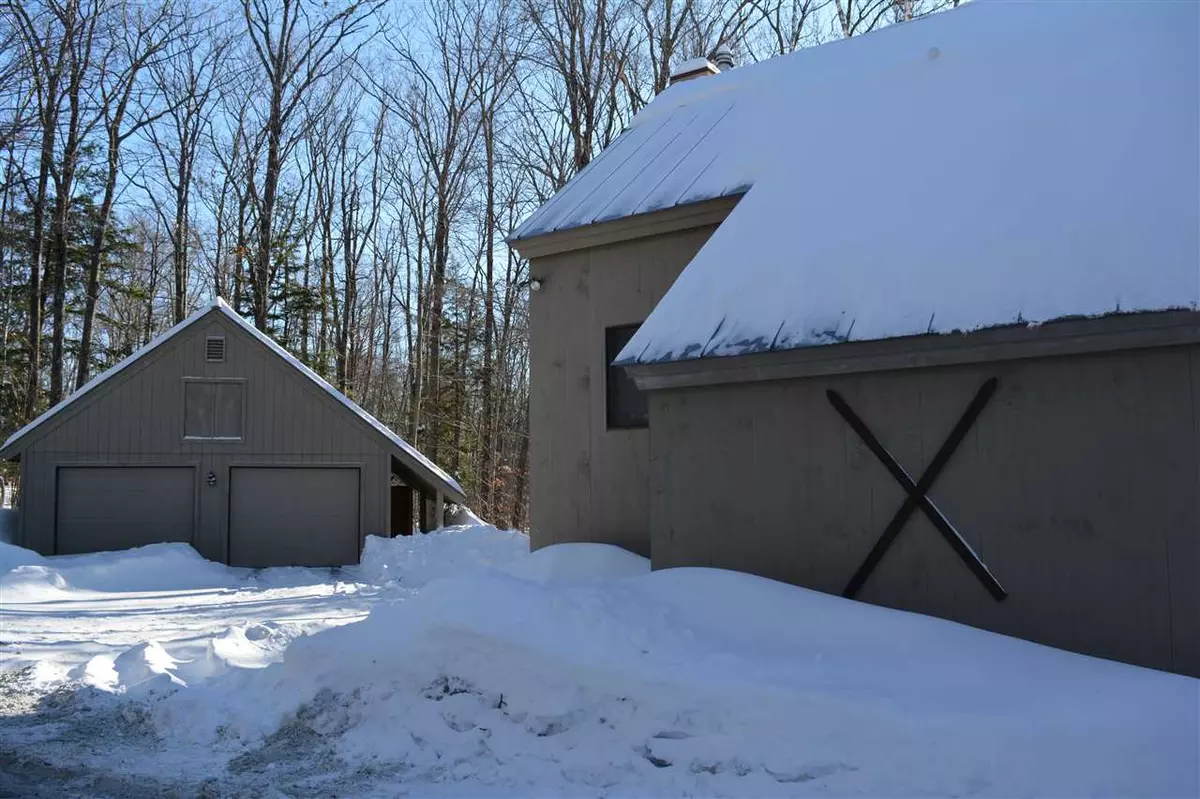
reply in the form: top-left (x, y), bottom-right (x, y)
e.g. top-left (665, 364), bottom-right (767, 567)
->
top-left (711, 44), bottom-right (735, 71)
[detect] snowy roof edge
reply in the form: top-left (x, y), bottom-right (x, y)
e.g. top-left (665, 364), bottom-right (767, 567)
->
top-left (612, 305), bottom-right (1200, 369)
top-left (1, 302), bottom-right (217, 457)
top-left (2, 297), bottom-right (465, 501)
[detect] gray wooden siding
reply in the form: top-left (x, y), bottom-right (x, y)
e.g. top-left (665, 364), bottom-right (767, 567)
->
top-left (648, 345), bottom-right (1200, 677)
top-left (17, 312), bottom-right (393, 561)
top-left (528, 223), bottom-right (719, 555)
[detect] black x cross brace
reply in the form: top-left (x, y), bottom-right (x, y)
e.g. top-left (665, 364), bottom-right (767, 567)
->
top-left (827, 378), bottom-right (1007, 602)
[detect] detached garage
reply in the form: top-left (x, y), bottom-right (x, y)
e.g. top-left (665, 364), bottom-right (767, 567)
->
top-left (0, 298), bottom-right (465, 567)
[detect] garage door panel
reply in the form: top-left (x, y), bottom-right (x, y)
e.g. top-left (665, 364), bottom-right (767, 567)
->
top-left (229, 467), bottom-right (360, 567)
top-left (56, 467), bottom-right (195, 555)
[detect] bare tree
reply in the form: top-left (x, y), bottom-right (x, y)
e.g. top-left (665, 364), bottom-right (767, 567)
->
top-left (744, 0), bottom-right (821, 58)
top-left (0, 15), bottom-right (37, 155)
top-left (7, 0), bottom-right (79, 418)
top-left (141, 4), bottom-right (228, 328)
top-left (472, 0), bottom-right (524, 512)
top-left (76, 0), bottom-right (180, 388)
top-left (240, 0), bottom-right (381, 331)
top-left (632, 0), bottom-right (758, 98)
top-left (833, 0), bottom-right (954, 38)
top-left (384, 0), bottom-right (486, 464)
top-left (46, 0), bottom-right (105, 404)
top-left (523, 0), bottom-right (634, 173)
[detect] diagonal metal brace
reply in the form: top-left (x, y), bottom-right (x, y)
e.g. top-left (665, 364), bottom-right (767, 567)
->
top-left (828, 378), bottom-right (1007, 602)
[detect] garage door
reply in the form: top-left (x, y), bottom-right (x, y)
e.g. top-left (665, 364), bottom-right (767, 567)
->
top-left (228, 467), bottom-right (360, 567)
top-left (56, 467), bottom-right (195, 555)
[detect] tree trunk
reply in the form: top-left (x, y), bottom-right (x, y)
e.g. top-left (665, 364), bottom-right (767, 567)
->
top-left (24, 85), bottom-right (57, 422)
top-left (424, 193), bottom-right (450, 466)
top-left (478, 107), bottom-right (497, 512)
top-left (76, 131), bottom-right (121, 389)
top-left (253, 76), bottom-right (284, 331)
top-left (172, 166), bottom-right (191, 324)
top-left (407, 222), bottom-right (426, 445)
top-left (49, 6), bottom-right (91, 405)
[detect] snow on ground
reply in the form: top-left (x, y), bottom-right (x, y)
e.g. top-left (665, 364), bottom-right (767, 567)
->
top-left (1, 526), bottom-right (1197, 798)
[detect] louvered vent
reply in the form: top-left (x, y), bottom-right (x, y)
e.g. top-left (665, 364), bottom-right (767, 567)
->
top-left (205, 335), bottom-right (226, 362)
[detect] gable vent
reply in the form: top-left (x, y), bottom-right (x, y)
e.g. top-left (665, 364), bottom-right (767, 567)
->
top-left (205, 335), bottom-right (226, 362)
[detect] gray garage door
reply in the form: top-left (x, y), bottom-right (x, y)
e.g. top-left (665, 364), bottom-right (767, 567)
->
top-left (228, 467), bottom-right (360, 567)
top-left (56, 467), bottom-right (195, 555)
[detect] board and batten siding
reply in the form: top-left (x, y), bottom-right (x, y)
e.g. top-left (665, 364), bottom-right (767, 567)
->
top-left (17, 312), bottom-right (392, 562)
top-left (528, 223), bottom-right (720, 555)
top-left (648, 344), bottom-right (1200, 676)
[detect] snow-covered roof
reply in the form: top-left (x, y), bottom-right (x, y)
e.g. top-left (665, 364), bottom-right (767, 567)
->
top-left (507, 67), bottom-right (750, 242)
top-left (515, 0), bottom-right (1200, 365)
top-left (2, 298), bottom-right (465, 500)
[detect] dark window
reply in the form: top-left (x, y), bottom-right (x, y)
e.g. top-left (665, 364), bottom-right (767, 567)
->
top-left (184, 379), bottom-right (244, 440)
top-left (606, 324), bottom-right (648, 429)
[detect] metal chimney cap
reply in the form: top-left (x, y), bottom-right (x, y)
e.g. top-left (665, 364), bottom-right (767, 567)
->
top-left (711, 44), bottom-right (735, 71)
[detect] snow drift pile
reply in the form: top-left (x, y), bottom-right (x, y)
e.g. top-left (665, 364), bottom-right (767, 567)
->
top-left (1, 525), bottom-right (1197, 797)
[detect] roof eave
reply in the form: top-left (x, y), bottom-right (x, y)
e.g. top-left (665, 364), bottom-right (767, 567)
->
top-left (389, 452), bottom-right (467, 504)
top-left (509, 194), bottom-right (744, 260)
top-left (0, 303), bottom-right (224, 457)
top-left (625, 309), bottom-right (1200, 392)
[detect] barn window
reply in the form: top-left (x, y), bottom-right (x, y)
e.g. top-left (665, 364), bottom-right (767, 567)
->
top-left (605, 324), bottom-right (648, 430)
top-left (184, 379), bottom-right (244, 440)
top-left (205, 335), bottom-right (226, 362)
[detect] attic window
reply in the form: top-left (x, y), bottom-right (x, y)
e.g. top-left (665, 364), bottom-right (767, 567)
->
top-left (206, 336), bottom-right (226, 362)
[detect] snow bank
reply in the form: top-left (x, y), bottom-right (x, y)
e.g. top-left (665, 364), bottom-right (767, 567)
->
top-left (356, 525), bottom-right (529, 588)
top-left (0, 542), bottom-right (53, 602)
top-left (0, 540), bottom-right (41, 572)
top-left (152, 541), bottom-right (1195, 797)
top-left (509, 542), bottom-right (650, 584)
top-left (3, 526), bottom-right (1195, 796)
top-left (1, 542), bottom-right (240, 603)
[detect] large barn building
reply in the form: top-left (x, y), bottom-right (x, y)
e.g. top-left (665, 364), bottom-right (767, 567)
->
top-left (0, 299), bottom-right (465, 567)
top-left (508, 1), bottom-right (1200, 676)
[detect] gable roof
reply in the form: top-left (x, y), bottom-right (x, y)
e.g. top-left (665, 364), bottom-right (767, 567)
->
top-left (513, 1), bottom-right (1200, 366)
top-left (2, 298), bottom-right (465, 501)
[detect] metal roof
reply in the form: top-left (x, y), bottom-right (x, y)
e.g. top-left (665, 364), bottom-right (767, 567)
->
top-left (510, 0), bottom-right (1200, 366)
top-left (507, 76), bottom-right (755, 242)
